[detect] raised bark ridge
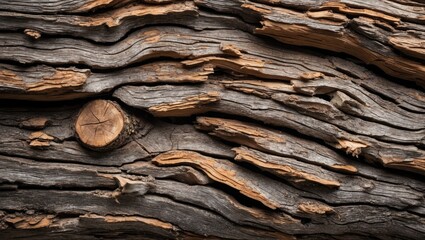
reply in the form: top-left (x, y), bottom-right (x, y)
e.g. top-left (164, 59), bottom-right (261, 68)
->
top-left (0, 1), bottom-right (424, 240)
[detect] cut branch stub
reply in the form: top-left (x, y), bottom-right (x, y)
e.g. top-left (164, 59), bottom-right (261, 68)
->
top-left (75, 99), bottom-right (131, 151)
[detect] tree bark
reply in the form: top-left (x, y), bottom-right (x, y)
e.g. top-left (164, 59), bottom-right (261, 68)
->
top-left (0, 1), bottom-right (424, 239)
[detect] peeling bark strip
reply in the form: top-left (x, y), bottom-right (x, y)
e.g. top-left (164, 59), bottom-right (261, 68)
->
top-left (1, 0), bottom-right (425, 239)
top-left (0, 62), bottom-right (213, 101)
top-left (197, 0), bottom-right (425, 86)
top-left (233, 146), bottom-right (342, 188)
top-left (195, 116), bottom-right (358, 174)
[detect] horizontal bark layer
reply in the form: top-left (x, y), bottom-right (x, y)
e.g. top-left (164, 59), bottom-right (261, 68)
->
top-left (0, 102), bottom-right (424, 239)
top-left (0, 0), bottom-right (424, 85)
top-left (114, 84), bottom-right (425, 176)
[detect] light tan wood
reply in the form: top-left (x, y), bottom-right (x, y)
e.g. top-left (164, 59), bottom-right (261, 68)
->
top-left (75, 99), bottom-right (125, 149)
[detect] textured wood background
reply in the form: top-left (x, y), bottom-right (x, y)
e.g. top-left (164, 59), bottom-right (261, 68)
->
top-left (0, 0), bottom-right (424, 239)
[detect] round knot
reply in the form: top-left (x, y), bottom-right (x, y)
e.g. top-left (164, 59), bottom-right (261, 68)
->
top-left (75, 100), bottom-right (125, 150)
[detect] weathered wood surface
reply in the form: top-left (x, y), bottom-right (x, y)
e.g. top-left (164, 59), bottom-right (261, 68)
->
top-left (0, 0), bottom-right (424, 239)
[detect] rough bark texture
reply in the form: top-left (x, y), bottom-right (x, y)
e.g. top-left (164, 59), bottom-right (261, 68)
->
top-left (0, 1), bottom-right (424, 239)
